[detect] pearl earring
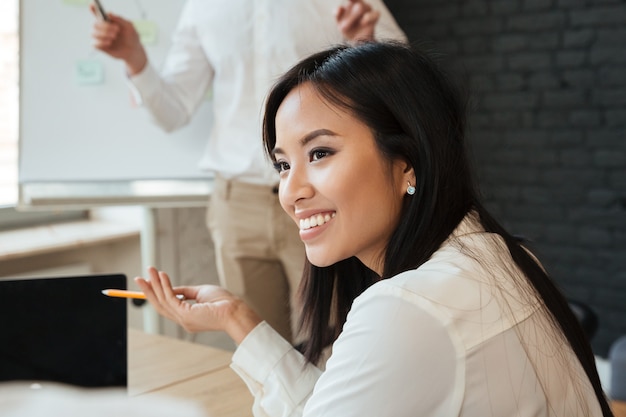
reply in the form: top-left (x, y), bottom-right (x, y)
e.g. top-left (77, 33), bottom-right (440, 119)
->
top-left (407, 182), bottom-right (416, 195)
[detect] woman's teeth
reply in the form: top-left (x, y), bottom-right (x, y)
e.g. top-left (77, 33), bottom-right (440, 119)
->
top-left (300, 212), bottom-right (335, 230)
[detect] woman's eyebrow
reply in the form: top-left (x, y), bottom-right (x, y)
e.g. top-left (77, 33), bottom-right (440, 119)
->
top-left (272, 128), bottom-right (337, 158)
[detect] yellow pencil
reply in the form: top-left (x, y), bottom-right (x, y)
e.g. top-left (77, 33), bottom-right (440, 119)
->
top-left (101, 289), bottom-right (184, 300)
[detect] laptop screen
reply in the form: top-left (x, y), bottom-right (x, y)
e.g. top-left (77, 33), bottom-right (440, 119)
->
top-left (0, 274), bottom-right (127, 388)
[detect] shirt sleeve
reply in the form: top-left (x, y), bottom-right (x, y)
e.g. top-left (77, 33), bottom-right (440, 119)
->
top-left (127, 0), bottom-right (214, 132)
top-left (231, 322), bottom-right (323, 417)
top-left (231, 283), bottom-right (464, 417)
top-left (303, 284), bottom-right (462, 417)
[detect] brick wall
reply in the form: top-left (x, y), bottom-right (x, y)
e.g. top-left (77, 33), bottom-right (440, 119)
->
top-left (386, 0), bottom-right (626, 355)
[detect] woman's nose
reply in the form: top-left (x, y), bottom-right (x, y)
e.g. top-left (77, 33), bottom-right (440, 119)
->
top-left (279, 167), bottom-right (314, 205)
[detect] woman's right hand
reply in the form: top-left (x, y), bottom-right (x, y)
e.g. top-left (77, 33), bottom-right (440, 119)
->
top-left (135, 267), bottom-right (263, 344)
top-left (89, 3), bottom-right (147, 75)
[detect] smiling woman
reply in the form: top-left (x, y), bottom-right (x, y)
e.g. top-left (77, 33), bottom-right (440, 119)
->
top-left (132, 41), bottom-right (613, 417)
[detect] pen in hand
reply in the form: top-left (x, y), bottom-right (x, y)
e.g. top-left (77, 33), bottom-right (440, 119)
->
top-left (102, 289), bottom-right (185, 300)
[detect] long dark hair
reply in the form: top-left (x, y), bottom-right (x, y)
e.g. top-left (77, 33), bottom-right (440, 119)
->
top-left (262, 41), bottom-right (612, 416)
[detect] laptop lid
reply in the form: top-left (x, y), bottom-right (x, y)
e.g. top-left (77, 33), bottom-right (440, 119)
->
top-left (0, 273), bottom-right (127, 388)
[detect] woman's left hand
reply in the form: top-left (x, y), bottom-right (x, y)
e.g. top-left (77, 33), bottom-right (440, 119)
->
top-left (135, 267), bottom-right (262, 343)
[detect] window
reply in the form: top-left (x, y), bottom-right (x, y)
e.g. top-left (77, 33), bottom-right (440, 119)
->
top-left (0, 0), bottom-right (18, 207)
top-left (0, 0), bottom-right (86, 229)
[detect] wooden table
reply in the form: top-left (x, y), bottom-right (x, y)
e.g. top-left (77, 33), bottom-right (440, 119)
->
top-left (129, 329), bottom-right (253, 416)
top-left (614, 400), bottom-right (626, 417)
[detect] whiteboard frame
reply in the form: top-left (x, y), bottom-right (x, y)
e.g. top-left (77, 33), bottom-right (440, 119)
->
top-left (18, 179), bottom-right (212, 210)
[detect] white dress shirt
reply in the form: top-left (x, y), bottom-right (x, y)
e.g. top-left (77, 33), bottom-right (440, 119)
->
top-left (128, 0), bottom-right (406, 185)
top-left (231, 213), bottom-right (603, 416)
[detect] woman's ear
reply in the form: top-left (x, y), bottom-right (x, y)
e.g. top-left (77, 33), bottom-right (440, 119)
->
top-left (397, 160), bottom-right (416, 195)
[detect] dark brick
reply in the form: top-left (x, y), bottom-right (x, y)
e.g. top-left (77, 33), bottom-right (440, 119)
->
top-left (521, 186), bottom-right (556, 203)
top-left (549, 130), bottom-right (585, 146)
top-left (605, 109), bottom-right (626, 127)
top-left (561, 69), bottom-right (596, 88)
top-left (536, 110), bottom-right (571, 128)
top-left (410, 22), bottom-right (450, 38)
top-left (506, 204), bottom-right (565, 221)
top-left (490, 1), bottom-right (522, 15)
top-left (545, 224), bottom-right (578, 242)
top-left (586, 129), bottom-right (625, 147)
top-left (609, 171), bottom-right (626, 190)
top-left (454, 18), bottom-right (505, 36)
top-left (555, 50), bottom-right (587, 68)
top-left (592, 89), bottom-right (626, 106)
top-left (462, 1), bottom-right (489, 16)
top-left (436, 40), bottom-right (461, 55)
top-left (471, 113), bottom-right (493, 128)
top-left (594, 150), bottom-right (626, 167)
top-left (587, 188), bottom-right (619, 207)
top-left (541, 168), bottom-right (604, 186)
top-left (508, 52), bottom-right (553, 70)
top-left (542, 90), bottom-right (586, 107)
top-left (504, 129), bottom-right (550, 146)
top-left (492, 34), bottom-right (528, 52)
top-left (528, 150), bottom-right (559, 166)
top-left (492, 111), bottom-right (522, 127)
top-left (569, 110), bottom-right (602, 127)
top-left (560, 149), bottom-right (591, 166)
top-left (596, 28), bottom-right (626, 46)
top-left (528, 71), bottom-right (561, 89)
top-left (556, 0), bottom-right (587, 8)
top-left (523, 0), bottom-right (555, 11)
top-left (528, 32), bottom-right (561, 50)
top-left (598, 67), bottom-right (626, 87)
top-left (470, 73), bottom-right (496, 91)
top-left (507, 12), bottom-right (567, 31)
top-left (463, 36), bottom-right (491, 54)
top-left (461, 55), bottom-right (506, 72)
top-left (471, 130), bottom-right (504, 147)
top-left (486, 184), bottom-right (521, 201)
top-left (590, 47), bottom-right (626, 65)
top-left (569, 5), bottom-right (626, 27)
top-left (496, 73), bottom-right (526, 90)
top-left (563, 29), bottom-right (596, 48)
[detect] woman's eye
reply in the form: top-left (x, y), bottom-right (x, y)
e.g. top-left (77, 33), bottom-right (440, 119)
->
top-left (273, 161), bottom-right (290, 173)
top-left (310, 149), bottom-right (331, 162)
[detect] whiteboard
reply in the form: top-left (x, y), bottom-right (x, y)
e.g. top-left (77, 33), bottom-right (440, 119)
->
top-left (18, 0), bottom-right (213, 208)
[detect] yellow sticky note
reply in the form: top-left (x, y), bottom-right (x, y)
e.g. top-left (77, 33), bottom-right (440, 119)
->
top-left (133, 20), bottom-right (158, 45)
top-left (76, 60), bottom-right (104, 85)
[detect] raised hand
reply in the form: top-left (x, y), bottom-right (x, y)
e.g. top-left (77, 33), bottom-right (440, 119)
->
top-left (89, 2), bottom-right (147, 75)
top-left (335, 0), bottom-right (381, 42)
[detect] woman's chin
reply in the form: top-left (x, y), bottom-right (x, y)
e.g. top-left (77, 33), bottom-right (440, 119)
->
top-left (305, 251), bottom-right (337, 268)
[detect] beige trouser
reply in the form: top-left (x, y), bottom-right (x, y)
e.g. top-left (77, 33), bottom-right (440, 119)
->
top-left (206, 176), bottom-right (306, 342)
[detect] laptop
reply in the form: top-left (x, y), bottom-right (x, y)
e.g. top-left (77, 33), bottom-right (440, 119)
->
top-left (0, 273), bottom-right (128, 388)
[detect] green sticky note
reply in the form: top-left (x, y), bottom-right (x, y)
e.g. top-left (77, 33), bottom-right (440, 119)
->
top-left (76, 60), bottom-right (104, 85)
top-left (133, 20), bottom-right (158, 45)
top-left (63, 0), bottom-right (89, 5)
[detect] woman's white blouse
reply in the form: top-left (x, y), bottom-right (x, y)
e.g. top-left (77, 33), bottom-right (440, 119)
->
top-left (230, 215), bottom-right (602, 417)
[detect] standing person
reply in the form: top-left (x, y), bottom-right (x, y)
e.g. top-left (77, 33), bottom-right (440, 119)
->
top-left (135, 41), bottom-right (612, 416)
top-left (91, 0), bottom-right (406, 342)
